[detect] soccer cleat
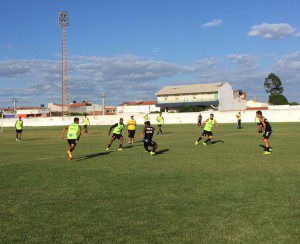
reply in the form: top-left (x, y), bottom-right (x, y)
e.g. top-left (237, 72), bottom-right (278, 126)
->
top-left (16, 138), bottom-right (18, 142)
top-left (195, 141), bottom-right (199, 145)
top-left (150, 151), bottom-right (155, 155)
top-left (262, 151), bottom-right (271, 155)
top-left (118, 148), bottom-right (124, 151)
top-left (67, 150), bottom-right (73, 159)
top-left (106, 148), bottom-right (110, 151)
top-left (202, 142), bottom-right (207, 146)
top-left (269, 148), bottom-right (273, 152)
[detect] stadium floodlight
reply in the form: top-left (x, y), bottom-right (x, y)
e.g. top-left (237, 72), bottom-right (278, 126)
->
top-left (58, 11), bottom-right (70, 117)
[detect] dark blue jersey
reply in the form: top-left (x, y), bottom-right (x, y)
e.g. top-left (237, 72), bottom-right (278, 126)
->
top-left (144, 126), bottom-right (155, 140)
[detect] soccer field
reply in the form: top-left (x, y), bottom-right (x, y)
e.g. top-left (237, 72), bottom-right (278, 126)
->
top-left (0, 123), bottom-right (299, 242)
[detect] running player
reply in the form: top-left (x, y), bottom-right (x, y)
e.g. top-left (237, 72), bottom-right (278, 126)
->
top-left (156, 112), bottom-right (164, 134)
top-left (106, 118), bottom-right (124, 151)
top-left (140, 121), bottom-right (158, 155)
top-left (256, 110), bottom-right (273, 155)
top-left (61, 117), bottom-right (81, 160)
top-left (195, 114), bottom-right (219, 145)
top-left (82, 115), bottom-right (90, 133)
top-left (197, 113), bottom-right (202, 127)
top-left (127, 115), bottom-right (137, 144)
top-left (15, 117), bottom-right (23, 142)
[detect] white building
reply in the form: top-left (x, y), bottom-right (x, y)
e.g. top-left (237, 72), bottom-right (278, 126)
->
top-left (117, 101), bottom-right (160, 114)
top-left (156, 82), bottom-right (245, 111)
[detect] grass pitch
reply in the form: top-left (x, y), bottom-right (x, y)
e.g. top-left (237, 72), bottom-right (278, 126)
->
top-left (0, 123), bottom-right (299, 242)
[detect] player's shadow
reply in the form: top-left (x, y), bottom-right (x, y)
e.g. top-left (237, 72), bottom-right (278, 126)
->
top-left (156, 149), bottom-right (169, 154)
top-left (161, 132), bottom-right (172, 134)
top-left (259, 144), bottom-right (265, 148)
top-left (210, 140), bottom-right (225, 144)
top-left (76, 151), bottom-right (112, 161)
top-left (22, 138), bottom-right (45, 141)
top-left (123, 144), bottom-right (143, 149)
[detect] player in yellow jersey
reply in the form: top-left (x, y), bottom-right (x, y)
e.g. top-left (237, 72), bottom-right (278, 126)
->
top-left (106, 118), bottom-right (125, 151)
top-left (61, 117), bottom-right (81, 160)
top-left (236, 112), bottom-right (242, 129)
top-left (15, 117), bottom-right (23, 142)
top-left (127, 115), bottom-right (137, 144)
top-left (82, 115), bottom-right (90, 133)
top-left (195, 114), bottom-right (219, 146)
top-left (156, 112), bottom-right (164, 135)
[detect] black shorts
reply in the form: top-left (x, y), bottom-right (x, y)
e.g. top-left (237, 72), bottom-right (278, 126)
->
top-left (202, 130), bottom-right (213, 136)
top-left (128, 130), bottom-right (135, 138)
top-left (68, 139), bottom-right (77, 145)
top-left (84, 125), bottom-right (88, 129)
top-left (158, 124), bottom-right (162, 128)
top-left (112, 133), bottom-right (123, 140)
top-left (16, 129), bottom-right (22, 133)
top-left (263, 131), bottom-right (272, 139)
top-left (143, 138), bottom-right (157, 148)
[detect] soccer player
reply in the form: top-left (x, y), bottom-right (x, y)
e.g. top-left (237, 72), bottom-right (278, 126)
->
top-left (61, 117), bottom-right (81, 160)
top-left (106, 118), bottom-right (124, 151)
top-left (140, 121), bottom-right (158, 155)
top-left (236, 112), bottom-right (242, 129)
top-left (127, 115), bottom-right (137, 144)
top-left (197, 113), bottom-right (202, 127)
top-left (195, 114), bottom-right (219, 146)
top-left (256, 110), bottom-right (272, 155)
top-left (82, 115), bottom-right (90, 133)
top-left (143, 114), bottom-right (149, 122)
top-left (15, 117), bottom-right (23, 142)
top-left (156, 112), bottom-right (164, 135)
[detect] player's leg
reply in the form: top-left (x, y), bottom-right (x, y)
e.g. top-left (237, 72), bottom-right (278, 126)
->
top-left (67, 140), bottom-right (76, 160)
top-left (16, 131), bottom-right (19, 141)
top-left (203, 134), bottom-right (213, 145)
top-left (18, 131), bottom-right (22, 141)
top-left (150, 141), bottom-right (158, 155)
top-left (262, 132), bottom-right (272, 154)
top-left (118, 135), bottom-right (124, 151)
top-left (195, 131), bottom-right (205, 145)
top-left (107, 136), bottom-right (116, 150)
top-left (144, 140), bottom-right (149, 152)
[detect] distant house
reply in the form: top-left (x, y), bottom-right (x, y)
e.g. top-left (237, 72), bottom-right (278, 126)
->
top-left (0, 106), bottom-right (49, 118)
top-left (156, 82), bottom-right (246, 111)
top-left (117, 100), bottom-right (160, 114)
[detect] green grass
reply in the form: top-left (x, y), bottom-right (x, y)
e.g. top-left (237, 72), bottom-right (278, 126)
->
top-left (0, 123), bottom-right (299, 242)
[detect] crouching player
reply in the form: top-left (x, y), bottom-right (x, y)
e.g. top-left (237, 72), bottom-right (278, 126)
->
top-left (256, 110), bottom-right (273, 155)
top-left (195, 114), bottom-right (219, 145)
top-left (140, 121), bottom-right (158, 155)
top-left (61, 117), bottom-right (81, 160)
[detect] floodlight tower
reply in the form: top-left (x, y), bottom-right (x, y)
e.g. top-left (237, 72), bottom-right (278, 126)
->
top-left (58, 11), bottom-right (70, 116)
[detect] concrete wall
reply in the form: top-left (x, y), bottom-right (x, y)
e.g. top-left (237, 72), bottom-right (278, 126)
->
top-left (218, 83), bottom-right (234, 110)
top-left (1, 109), bottom-right (300, 127)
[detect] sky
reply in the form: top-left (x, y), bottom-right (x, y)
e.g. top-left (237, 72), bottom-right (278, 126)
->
top-left (0, 0), bottom-right (300, 107)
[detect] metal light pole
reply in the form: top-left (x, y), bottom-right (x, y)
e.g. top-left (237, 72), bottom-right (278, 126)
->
top-left (13, 98), bottom-right (18, 118)
top-left (102, 93), bottom-right (106, 115)
top-left (59, 11), bottom-right (70, 117)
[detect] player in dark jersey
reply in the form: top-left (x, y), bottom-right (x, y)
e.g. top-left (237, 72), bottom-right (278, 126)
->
top-left (140, 121), bottom-right (158, 155)
top-left (256, 110), bottom-right (272, 155)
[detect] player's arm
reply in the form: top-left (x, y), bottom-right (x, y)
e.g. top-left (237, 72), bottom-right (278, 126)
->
top-left (214, 120), bottom-right (219, 129)
top-left (201, 119), bottom-right (208, 127)
top-left (61, 125), bottom-right (69, 139)
top-left (77, 125), bottom-right (82, 140)
top-left (259, 118), bottom-right (266, 131)
top-left (108, 123), bottom-right (117, 135)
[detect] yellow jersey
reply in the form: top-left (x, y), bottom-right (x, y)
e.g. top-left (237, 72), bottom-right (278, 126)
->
top-left (127, 119), bottom-right (136, 130)
top-left (236, 114), bottom-right (241, 120)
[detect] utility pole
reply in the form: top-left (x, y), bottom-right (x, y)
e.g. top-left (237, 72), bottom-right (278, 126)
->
top-left (102, 93), bottom-right (106, 115)
top-left (58, 11), bottom-right (70, 117)
top-left (13, 98), bottom-right (18, 118)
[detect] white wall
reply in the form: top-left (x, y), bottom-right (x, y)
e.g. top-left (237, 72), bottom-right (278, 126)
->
top-left (218, 83), bottom-right (234, 110)
top-left (117, 105), bottom-right (160, 114)
top-left (1, 109), bottom-right (300, 128)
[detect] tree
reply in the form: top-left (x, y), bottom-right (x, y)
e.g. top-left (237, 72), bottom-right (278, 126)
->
top-left (264, 73), bottom-right (289, 105)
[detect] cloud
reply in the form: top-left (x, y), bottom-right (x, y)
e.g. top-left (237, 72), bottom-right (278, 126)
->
top-left (202, 19), bottom-right (223, 27)
top-left (0, 52), bottom-right (299, 105)
top-left (247, 23), bottom-right (296, 39)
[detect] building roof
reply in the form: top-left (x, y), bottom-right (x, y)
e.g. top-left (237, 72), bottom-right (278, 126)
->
top-left (50, 102), bottom-right (92, 107)
top-left (156, 82), bottom-right (229, 96)
top-left (118, 100), bottom-right (157, 106)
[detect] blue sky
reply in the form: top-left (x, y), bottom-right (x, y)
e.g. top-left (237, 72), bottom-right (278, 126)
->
top-left (0, 0), bottom-right (300, 107)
